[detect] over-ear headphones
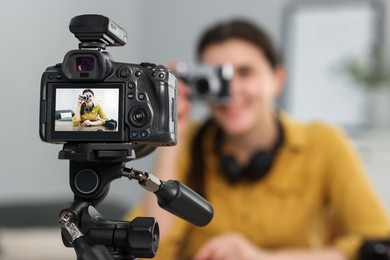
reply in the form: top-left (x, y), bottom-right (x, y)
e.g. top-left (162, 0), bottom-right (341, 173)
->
top-left (214, 120), bottom-right (284, 183)
top-left (82, 102), bottom-right (95, 114)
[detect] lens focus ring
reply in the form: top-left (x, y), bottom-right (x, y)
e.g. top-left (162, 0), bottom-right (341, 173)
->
top-left (129, 106), bottom-right (150, 128)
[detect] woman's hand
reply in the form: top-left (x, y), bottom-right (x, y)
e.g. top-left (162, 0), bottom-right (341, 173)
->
top-left (193, 233), bottom-right (271, 260)
top-left (77, 95), bottom-right (84, 106)
top-left (82, 120), bottom-right (92, 127)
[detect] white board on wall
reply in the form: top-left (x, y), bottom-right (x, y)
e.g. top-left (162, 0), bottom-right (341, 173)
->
top-left (280, 0), bottom-right (383, 128)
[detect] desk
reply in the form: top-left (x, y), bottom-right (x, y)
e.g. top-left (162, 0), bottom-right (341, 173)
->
top-left (0, 228), bottom-right (75, 260)
top-left (55, 120), bottom-right (115, 132)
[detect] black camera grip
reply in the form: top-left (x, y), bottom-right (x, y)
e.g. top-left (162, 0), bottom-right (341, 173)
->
top-left (155, 180), bottom-right (214, 227)
top-left (156, 81), bottom-right (169, 132)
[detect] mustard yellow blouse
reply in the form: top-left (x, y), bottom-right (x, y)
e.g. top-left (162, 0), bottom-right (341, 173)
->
top-left (72, 103), bottom-right (107, 125)
top-left (128, 113), bottom-right (390, 260)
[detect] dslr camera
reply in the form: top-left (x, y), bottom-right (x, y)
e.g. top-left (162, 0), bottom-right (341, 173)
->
top-left (173, 62), bottom-right (233, 103)
top-left (359, 239), bottom-right (390, 260)
top-left (39, 14), bottom-right (177, 146)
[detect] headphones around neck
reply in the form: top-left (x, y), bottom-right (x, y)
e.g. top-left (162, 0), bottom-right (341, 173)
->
top-left (214, 120), bottom-right (284, 184)
top-left (82, 102), bottom-right (95, 114)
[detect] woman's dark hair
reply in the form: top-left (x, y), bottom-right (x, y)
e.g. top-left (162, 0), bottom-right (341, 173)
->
top-left (196, 19), bottom-right (281, 69)
top-left (82, 89), bottom-right (95, 96)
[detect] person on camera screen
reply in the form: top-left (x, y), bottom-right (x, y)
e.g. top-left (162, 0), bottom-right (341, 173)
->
top-left (126, 19), bottom-right (390, 260)
top-left (72, 88), bottom-right (107, 127)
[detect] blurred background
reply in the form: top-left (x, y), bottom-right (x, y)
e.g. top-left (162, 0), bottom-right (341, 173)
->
top-left (1, 0), bottom-right (390, 259)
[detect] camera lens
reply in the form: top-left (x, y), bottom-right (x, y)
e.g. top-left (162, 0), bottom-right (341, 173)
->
top-left (195, 79), bottom-right (210, 95)
top-left (76, 57), bottom-right (95, 72)
top-left (129, 106), bottom-right (150, 128)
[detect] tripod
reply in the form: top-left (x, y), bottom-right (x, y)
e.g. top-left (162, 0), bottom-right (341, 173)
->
top-left (57, 143), bottom-right (213, 260)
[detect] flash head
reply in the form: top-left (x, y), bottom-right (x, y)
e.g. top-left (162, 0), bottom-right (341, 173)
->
top-left (69, 14), bottom-right (127, 47)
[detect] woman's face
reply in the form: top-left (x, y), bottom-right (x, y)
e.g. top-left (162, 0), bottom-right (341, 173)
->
top-left (201, 38), bottom-right (285, 137)
top-left (83, 92), bottom-right (94, 105)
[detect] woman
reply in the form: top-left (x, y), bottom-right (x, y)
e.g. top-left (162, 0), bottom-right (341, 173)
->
top-left (127, 19), bottom-right (390, 260)
top-left (72, 88), bottom-right (107, 127)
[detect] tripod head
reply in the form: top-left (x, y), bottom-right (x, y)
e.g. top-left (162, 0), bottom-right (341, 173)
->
top-left (58, 143), bottom-right (213, 260)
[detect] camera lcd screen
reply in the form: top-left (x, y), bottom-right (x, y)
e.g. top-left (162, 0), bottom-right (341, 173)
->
top-left (48, 83), bottom-right (124, 142)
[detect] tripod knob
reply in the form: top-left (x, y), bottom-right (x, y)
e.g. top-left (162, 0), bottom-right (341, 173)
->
top-left (114, 217), bottom-right (159, 258)
top-left (129, 217), bottom-right (159, 257)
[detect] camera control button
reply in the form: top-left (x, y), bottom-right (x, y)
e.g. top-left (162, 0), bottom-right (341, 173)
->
top-left (48, 73), bottom-right (54, 79)
top-left (127, 93), bottom-right (135, 99)
top-left (140, 131), bottom-right (148, 138)
top-left (135, 71), bottom-right (142, 77)
top-left (118, 67), bottom-right (131, 79)
top-left (56, 74), bottom-right (63, 80)
top-left (131, 131), bottom-right (138, 138)
top-left (128, 82), bottom-right (136, 89)
top-left (158, 73), bottom-right (165, 79)
top-left (151, 72), bottom-right (157, 77)
top-left (138, 93), bottom-right (146, 100)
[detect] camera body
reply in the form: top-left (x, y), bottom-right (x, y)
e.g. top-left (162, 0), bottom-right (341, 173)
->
top-left (174, 62), bottom-right (233, 103)
top-left (79, 95), bottom-right (89, 101)
top-left (359, 239), bottom-right (390, 260)
top-left (39, 15), bottom-right (177, 146)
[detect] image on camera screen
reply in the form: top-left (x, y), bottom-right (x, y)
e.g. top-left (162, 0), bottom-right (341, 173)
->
top-left (54, 87), bottom-right (119, 132)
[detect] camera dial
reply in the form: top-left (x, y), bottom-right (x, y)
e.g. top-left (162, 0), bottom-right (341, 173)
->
top-left (129, 106), bottom-right (150, 128)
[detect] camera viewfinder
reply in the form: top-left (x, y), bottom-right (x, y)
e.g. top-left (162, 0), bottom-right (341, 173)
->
top-left (76, 57), bottom-right (95, 72)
